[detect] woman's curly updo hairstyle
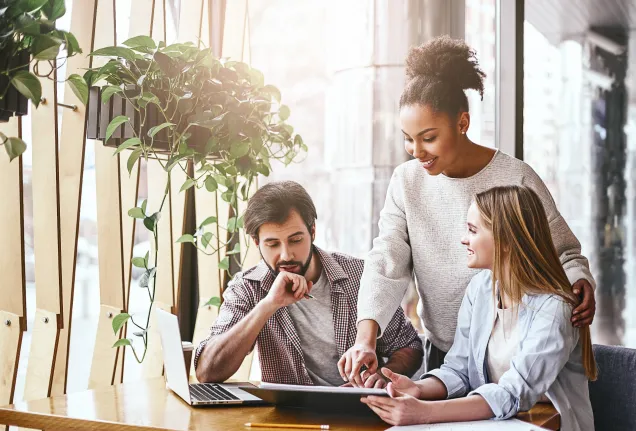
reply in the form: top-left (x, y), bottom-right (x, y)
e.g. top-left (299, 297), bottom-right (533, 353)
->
top-left (399, 35), bottom-right (486, 118)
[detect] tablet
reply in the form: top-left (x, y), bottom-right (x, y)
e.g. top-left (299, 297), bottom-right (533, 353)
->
top-left (238, 383), bottom-right (389, 415)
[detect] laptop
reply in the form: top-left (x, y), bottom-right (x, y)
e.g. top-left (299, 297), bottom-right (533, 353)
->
top-left (156, 308), bottom-right (265, 406)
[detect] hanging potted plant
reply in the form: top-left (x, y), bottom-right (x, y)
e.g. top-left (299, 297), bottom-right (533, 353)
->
top-left (83, 35), bottom-right (307, 362)
top-left (0, 0), bottom-right (87, 161)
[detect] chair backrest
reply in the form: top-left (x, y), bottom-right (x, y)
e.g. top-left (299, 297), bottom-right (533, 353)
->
top-left (589, 344), bottom-right (636, 431)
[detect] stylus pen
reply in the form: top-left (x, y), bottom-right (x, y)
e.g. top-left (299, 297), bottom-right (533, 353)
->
top-left (245, 424), bottom-right (329, 430)
top-left (303, 293), bottom-right (315, 299)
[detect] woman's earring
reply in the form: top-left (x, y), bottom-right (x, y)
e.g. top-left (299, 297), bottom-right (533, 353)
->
top-left (461, 130), bottom-right (466, 135)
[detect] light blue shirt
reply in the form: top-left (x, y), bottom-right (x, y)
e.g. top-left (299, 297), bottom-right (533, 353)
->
top-left (424, 270), bottom-right (594, 431)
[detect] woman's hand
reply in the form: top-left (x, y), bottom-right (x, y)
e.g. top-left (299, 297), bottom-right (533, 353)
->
top-left (571, 279), bottom-right (595, 327)
top-left (379, 368), bottom-right (422, 398)
top-left (338, 343), bottom-right (378, 387)
top-left (361, 370), bottom-right (388, 389)
top-left (362, 391), bottom-right (433, 426)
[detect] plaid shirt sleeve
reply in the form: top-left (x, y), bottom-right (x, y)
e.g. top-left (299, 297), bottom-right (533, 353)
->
top-left (193, 275), bottom-right (256, 370)
top-left (376, 306), bottom-right (423, 357)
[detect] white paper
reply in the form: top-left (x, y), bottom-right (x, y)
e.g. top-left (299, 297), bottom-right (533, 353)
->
top-left (386, 418), bottom-right (547, 431)
top-left (258, 382), bottom-right (387, 396)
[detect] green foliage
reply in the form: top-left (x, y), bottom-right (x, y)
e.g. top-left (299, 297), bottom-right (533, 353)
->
top-left (90, 36), bottom-right (308, 363)
top-left (0, 0), bottom-right (83, 161)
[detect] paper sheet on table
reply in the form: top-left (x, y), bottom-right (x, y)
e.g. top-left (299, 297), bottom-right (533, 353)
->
top-left (386, 418), bottom-right (548, 430)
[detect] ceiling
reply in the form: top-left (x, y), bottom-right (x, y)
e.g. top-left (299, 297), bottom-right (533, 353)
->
top-left (526, 0), bottom-right (636, 45)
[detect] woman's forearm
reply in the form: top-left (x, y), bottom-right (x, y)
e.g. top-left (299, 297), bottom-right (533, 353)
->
top-left (429, 395), bottom-right (494, 423)
top-left (414, 376), bottom-right (449, 400)
top-left (355, 319), bottom-right (380, 348)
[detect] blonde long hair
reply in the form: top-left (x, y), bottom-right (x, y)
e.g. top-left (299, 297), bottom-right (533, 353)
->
top-left (474, 185), bottom-right (597, 380)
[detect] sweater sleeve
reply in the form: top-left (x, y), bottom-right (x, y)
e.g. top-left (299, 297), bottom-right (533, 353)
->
top-left (357, 166), bottom-right (414, 337)
top-left (521, 164), bottom-right (596, 290)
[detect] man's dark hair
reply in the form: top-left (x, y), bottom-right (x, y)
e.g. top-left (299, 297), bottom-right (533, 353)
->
top-left (244, 181), bottom-right (317, 239)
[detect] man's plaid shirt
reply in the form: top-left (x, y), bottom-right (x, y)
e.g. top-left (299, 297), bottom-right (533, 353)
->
top-left (194, 247), bottom-right (423, 385)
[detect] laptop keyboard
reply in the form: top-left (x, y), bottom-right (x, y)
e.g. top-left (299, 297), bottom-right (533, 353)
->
top-left (190, 383), bottom-right (241, 402)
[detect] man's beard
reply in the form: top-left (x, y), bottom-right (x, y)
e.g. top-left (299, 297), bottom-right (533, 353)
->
top-left (260, 244), bottom-right (314, 278)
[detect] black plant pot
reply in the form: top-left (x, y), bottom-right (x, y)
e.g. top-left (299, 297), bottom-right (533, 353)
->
top-left (0, 49), bottom-right (31, 122)
top-left (86, 85), bottom-right (211, 154)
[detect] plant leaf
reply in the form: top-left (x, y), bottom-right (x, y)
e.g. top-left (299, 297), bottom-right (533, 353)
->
top-left (227, 217), bottom-right (238, 233)
top-left (230, 141), bottom-right (250, 159)
top-left (204, 176), bottom-right (218, 192)
top-left (176, 234), bottom-right (195, 244)
top-left (201, 232), bottom-right (213, 248)
top-left (115, 137), bottom-right (141, 154)
top-left (43, 0), bottom-right (67, 20)
top-left (105, 115), bottom-right (130, 141)
top-left (90, 46), bottom-right (138, 62)
top-left (33, 34), bottom-right (62, 60)
top-left (205, 296), bottom-right (221, 307)
top-left (127, 148), bottom-right (142, 175)
top-left (147, 122), bottom-right (174, 138)
top-left (143, 216), bottom-right (156, 231)
top-left (131, 257), bottom-right (146, 268)
top-left (122, 35), bottom-right (156, 50)
top-left (180, 178), bottom-right (196, 192)
top-left (262, 84), bottom-right (281, 102)
top-left (111, 313), bottom-right (130, 334)
top-left (22, 0), bottom-right (49, 13)
top-left (11, 71), bottom-right (42, 105)
top-left (112, 338), bottom-right (132, 348)
top-left (144, 251), bottom-right (149, 267)
top-left (101, 85), bottom-right (122, 104)
top-left (279, 105), bottom-right (290, 121)
top-left (67, 74), bottom-right (88, 105)
top-left (200, 216), bottom-right (217, 227)
top-left (226, 243), bottom-right (241, 255)
top-left (218, 257), bottom-right (230, 271)
top-left (128, 207), bottom-right (145, 219)
top-left (3, 137), bottom-right (27, 162)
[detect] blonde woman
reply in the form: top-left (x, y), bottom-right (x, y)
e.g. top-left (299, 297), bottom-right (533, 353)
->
top-left (361, 186), bottom-right (596, 431)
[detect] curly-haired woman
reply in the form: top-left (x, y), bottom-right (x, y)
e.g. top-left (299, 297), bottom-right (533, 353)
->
top-left (337, 35), bottom-right (597, 385)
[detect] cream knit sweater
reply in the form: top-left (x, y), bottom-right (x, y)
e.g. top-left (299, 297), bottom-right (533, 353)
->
top-left (357, 150), bottom-right (595, 351)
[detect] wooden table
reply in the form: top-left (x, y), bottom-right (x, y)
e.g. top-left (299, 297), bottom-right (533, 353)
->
top-left (0, 378), bottom-right (560, 430)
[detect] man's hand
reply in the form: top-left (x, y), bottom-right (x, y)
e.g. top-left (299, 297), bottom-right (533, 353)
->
top-left (263, 271), bottom-right (313, 310)
top-left (572, 279), bottom-right (595, 327)
top-left (338, 343), bottom-right (378, 387)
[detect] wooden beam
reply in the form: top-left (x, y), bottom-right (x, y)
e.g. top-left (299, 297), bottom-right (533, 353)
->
top-left (30, 63), bottom-right (63, 322)
top-left (23, 310), bottom-right (59, 400)
top-left (0, 311), bottom-right (23, 407)
top-left (50, 0), bottom-right (99, 396)
top-left (0, 117), bottom-right (26, 326)
top-left (87, 0), bottom-right (122, 390)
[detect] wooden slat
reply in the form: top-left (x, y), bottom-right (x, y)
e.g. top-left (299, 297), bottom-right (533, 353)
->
top-left (190, 187), bottom-right (221, 378)
top-left (31, 63), bottom-right (63, 320)
top-left (177, 0), bottom-right (204, 44)
top-left (89, 139), bottom-right (125, 388)
top-left (88, 305), bottom-right (123, 389)
top-left (23, 309), bottom-right (59, 400)
top-left (0, 117), bottom-right (26, 323)
top-left (151, 0), bottom-right (166, 43)
top-left (170, 165), bottom-right (187, 309)
top-left (0, 311), bottom-right (22, 406)
top-left (142, 160), bottom-right (175, 378)
top-left (221, 0), bottom-right (248, 60)
top-left (50, 0), bottom-right (99, 397)
top-left (141, 302), bottom-right (172, 379)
